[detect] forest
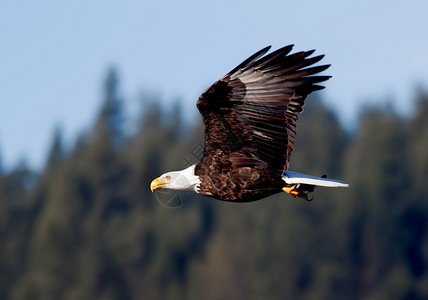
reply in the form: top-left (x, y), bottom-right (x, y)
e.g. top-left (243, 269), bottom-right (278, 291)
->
top-left (0, 68), bottom-right (428, 300)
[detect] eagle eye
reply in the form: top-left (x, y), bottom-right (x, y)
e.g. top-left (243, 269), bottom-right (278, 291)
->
top-left (166, 175), bottom-right (171, 181)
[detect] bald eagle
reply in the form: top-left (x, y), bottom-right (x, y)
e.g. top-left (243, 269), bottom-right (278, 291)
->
top-left (150, 45), bottom-right (348, 202)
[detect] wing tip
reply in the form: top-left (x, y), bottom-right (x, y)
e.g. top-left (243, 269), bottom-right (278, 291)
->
top-left (226, 45), bottom-right (272, 75)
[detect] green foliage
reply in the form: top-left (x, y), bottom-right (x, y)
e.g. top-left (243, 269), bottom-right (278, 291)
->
top-left (1, 71), bottom-right (428, 300)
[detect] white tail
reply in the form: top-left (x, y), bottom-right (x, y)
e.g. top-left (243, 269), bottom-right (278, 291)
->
top-left (282, 170), bottom-right (349, 188)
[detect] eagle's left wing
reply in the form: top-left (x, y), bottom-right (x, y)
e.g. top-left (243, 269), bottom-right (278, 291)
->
top-left (196, 45), bottom-right (330, 173)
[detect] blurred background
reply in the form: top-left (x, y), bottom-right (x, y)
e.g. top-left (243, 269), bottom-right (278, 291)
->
top-left (1, 0), bottom-right (428, 299)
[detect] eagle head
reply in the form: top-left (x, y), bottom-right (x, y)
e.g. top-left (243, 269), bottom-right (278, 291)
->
top-left (150, 165), bottom-right (200, 192)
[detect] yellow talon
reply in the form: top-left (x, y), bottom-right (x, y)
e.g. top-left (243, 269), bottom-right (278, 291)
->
top-left (282, 185), bottom-right (313, 201)
top-left (282, 185), bottom-right (299, 197)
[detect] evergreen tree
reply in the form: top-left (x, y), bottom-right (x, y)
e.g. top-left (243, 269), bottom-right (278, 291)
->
top-left (0, 142), bottom-right (3, 175)
top-left (44, 125), bottom-right (64, 171)
top-left (344, 104), bottom-right (419, 299)
top-left (94, 67), bottom-right (124, 150)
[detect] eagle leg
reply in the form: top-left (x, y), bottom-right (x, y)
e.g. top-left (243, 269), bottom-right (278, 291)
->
top-left (282, 185), bottom-right (314, 201)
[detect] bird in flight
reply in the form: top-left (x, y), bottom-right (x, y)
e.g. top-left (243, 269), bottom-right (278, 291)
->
top-left (151, 45), bottom-right (348, 202)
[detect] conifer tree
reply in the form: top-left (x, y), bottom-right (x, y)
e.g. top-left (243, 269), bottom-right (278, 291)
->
top-left (94, 67), bottom-right (124, 151)
top-left (44, 125), bottom-right (64, 171)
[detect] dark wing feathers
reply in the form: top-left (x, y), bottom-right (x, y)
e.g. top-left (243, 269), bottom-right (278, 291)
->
top-left (196, 45), bottom-right (330, 198)
top-left (250, 45), bottom-right (295, 71)
top-left (226, 46), bottom-right (272, 76)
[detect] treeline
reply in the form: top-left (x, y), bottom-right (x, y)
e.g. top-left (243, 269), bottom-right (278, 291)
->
top-left (0, 69), bottom-right (428, 300)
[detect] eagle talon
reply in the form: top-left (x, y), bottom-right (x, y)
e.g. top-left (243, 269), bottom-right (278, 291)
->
top-left (282, 185), bottom-right (314, 201)
top-left (282, 185), bottom-right (297, 196)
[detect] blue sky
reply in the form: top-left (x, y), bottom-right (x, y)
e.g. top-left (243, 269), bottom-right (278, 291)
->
top-left (1, 0), bottom-right (427, 170)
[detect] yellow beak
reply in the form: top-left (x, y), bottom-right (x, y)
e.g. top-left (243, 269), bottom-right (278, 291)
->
top-left (150, 177), bottom-right (167, 192)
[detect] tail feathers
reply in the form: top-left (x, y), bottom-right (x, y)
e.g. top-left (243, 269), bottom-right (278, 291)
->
top-left (282, 170), bottom-right (349, 188)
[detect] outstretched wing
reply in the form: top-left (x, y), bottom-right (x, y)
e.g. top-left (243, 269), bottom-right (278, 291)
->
top-left (196, 45), bottom-right (330, 173)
